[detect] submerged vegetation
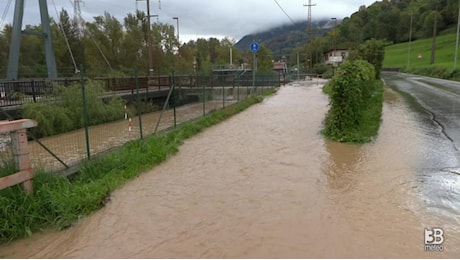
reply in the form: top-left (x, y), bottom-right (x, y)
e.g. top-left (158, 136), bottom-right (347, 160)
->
top-left (0, 90), bottom-right (275, 243)
top-left (22, 80), bottom-right (158, 138)
top-left (23, 81), bottom-right (125, 138)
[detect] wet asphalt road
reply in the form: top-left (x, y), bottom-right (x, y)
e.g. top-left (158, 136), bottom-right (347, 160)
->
top-left (382, 72), bottom-right (460, 221)
top-left (382, 72), bottom-right (460, 152)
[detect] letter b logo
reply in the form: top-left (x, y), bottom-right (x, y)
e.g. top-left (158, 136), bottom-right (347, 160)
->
top-left (425, 228), bottom-right (444, 245)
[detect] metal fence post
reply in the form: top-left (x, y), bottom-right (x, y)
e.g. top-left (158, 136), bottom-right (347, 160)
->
top-left (237, 81), bottom-right (240, 102)
top-left (31, 79), bottom-right (37, 103)
top-left (135, 68), bottom-right (143, 140)
top-left (202, 74), bottom-right (206, 116)
top-left (80, 64), bottom-right (91, 160)
top-left (222, 72), bottom-right (225, 108)
top-left (172, 70), bottom-right (177, 128)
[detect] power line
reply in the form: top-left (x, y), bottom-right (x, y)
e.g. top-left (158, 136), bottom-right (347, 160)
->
top-left (273, 0), bottom-right (296, 25)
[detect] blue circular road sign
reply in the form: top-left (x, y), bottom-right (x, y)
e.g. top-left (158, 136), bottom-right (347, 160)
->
top-left (250, 42), bottom-right (259, 52)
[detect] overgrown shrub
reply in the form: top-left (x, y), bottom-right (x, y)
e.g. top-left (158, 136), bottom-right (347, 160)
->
top-left (313, 63), bottom-right (330, 76)
top-left (348, 39), bottom-right (386, 79)
top-left (23, 81), bottom-right (125, 138)
top-left (323, 60), bottom-right (382, 143)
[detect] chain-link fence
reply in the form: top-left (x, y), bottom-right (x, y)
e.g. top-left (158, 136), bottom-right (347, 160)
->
top-left (1, 70), bottom-right (281, 175)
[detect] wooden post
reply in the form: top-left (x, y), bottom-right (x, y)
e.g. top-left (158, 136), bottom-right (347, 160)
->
top-left (0, 119), bottom-right (37, 194)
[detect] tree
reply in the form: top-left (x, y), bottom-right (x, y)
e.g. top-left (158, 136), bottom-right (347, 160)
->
top-left (121, 11), bottom-right (147, 71)
top-left (53, 9), bottom-right (84, 76)
top-left (247, 45), bottom-right (273, 73)
top-left (348, 39), bottom-right (386, 79)
top-left (0, 25), bottom-right (12, 78)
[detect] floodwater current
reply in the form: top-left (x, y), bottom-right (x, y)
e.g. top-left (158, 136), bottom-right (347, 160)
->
top-left (0, 80), bottom-right (459, 258)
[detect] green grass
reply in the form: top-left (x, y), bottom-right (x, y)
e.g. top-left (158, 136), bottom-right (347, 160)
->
top-left (0, 89), bottom-right (276, 244)
top-left (384, 33), bottom-right (458, 70)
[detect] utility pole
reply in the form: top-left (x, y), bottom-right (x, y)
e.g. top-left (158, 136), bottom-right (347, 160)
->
top-left (431, 3), bottom-right (438, 65)
top-left (407, 11), bottom-right (413, 69)
top-left (455, 0), bottom-right (460, 70)
top-left (173, 17), bottom-right (180, 73)
top-left (303, 0), bottom-right (316, 77)
top-left (146, 0), bottom-right (153, 76)
top-left (297, 52), bottom-right (300, 80)
top-left (136, 0), bottom-right (153, 76)
top-left (331, 18), bottom-right (337, 62)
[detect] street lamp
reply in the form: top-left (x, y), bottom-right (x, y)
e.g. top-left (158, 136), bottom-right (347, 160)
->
top-left (331, 18), bottom-right (337, 76)
top-left (331, 18), bottom-right (337, 63)
top-left (151, 14), bottom-right (159, 23)
top-left (172, 17), bottom-right (179, 43)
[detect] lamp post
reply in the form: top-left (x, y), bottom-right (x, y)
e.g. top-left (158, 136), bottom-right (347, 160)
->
top-left (331, 17), bottom-right (337, 65)
top-left (331, 17), bottom-right (337, 75)
top-left (172, 17), bottom-right (179, 43)
top-left (152, 14), bottom-right (159, 23)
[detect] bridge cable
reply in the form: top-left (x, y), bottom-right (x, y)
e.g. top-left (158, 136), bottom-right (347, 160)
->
top-left (77, 3), bottom-right (113, 72)
top-left (52, 0), bottom-right (80, 73)
top-left (0, 0), bottom-right (13, 31)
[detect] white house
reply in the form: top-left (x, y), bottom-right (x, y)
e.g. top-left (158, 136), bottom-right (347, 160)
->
top-left (324, 49), bottom-right (349, 66)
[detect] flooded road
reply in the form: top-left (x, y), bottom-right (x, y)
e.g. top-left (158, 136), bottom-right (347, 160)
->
top-left (1, 80), bottom-right (459, 258)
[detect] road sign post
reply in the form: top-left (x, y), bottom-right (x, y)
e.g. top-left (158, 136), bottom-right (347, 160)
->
top-left (250, 42), bottom-right (259, 95)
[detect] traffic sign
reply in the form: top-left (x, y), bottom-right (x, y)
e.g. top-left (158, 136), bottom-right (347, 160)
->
top-left (250, 42), bottom-right (259, 52)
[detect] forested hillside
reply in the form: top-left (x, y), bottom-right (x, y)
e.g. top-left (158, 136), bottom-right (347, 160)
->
top-left (236, 19), bottom-right (334, 59)
top-left (238, 0), bottom-right (459, 69)
top-left (0, 0), bottom-right (458, 78)
top-left (0, 10), bottom-right (247, 78)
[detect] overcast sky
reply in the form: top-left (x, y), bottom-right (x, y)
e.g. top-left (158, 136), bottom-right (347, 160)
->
top-left (0, 0), bottom-right (377, 42)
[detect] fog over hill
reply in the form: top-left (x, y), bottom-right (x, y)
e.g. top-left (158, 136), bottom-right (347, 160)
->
top-left (236, 18), bottom-right (338, 59)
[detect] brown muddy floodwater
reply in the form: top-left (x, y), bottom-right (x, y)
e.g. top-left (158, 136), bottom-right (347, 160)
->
top-left (1, 80), bottom-right (459, 258)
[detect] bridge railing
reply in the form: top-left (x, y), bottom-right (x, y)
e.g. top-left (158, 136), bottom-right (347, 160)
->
top-left (0, 73), bottom-right (282, 109)
top-left (0, 78), bottom-right (82, 107)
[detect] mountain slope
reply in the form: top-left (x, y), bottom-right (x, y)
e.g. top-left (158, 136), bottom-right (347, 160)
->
top-left (236, 19), bottom-right (336, 58)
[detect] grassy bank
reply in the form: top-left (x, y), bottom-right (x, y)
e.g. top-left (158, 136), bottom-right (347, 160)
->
top-left (0, 90), bottom-right (275, 243)
top-left (384, 33), bottom-right (460, 80)
top-left (384, 33), bottom-right (457, 69)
